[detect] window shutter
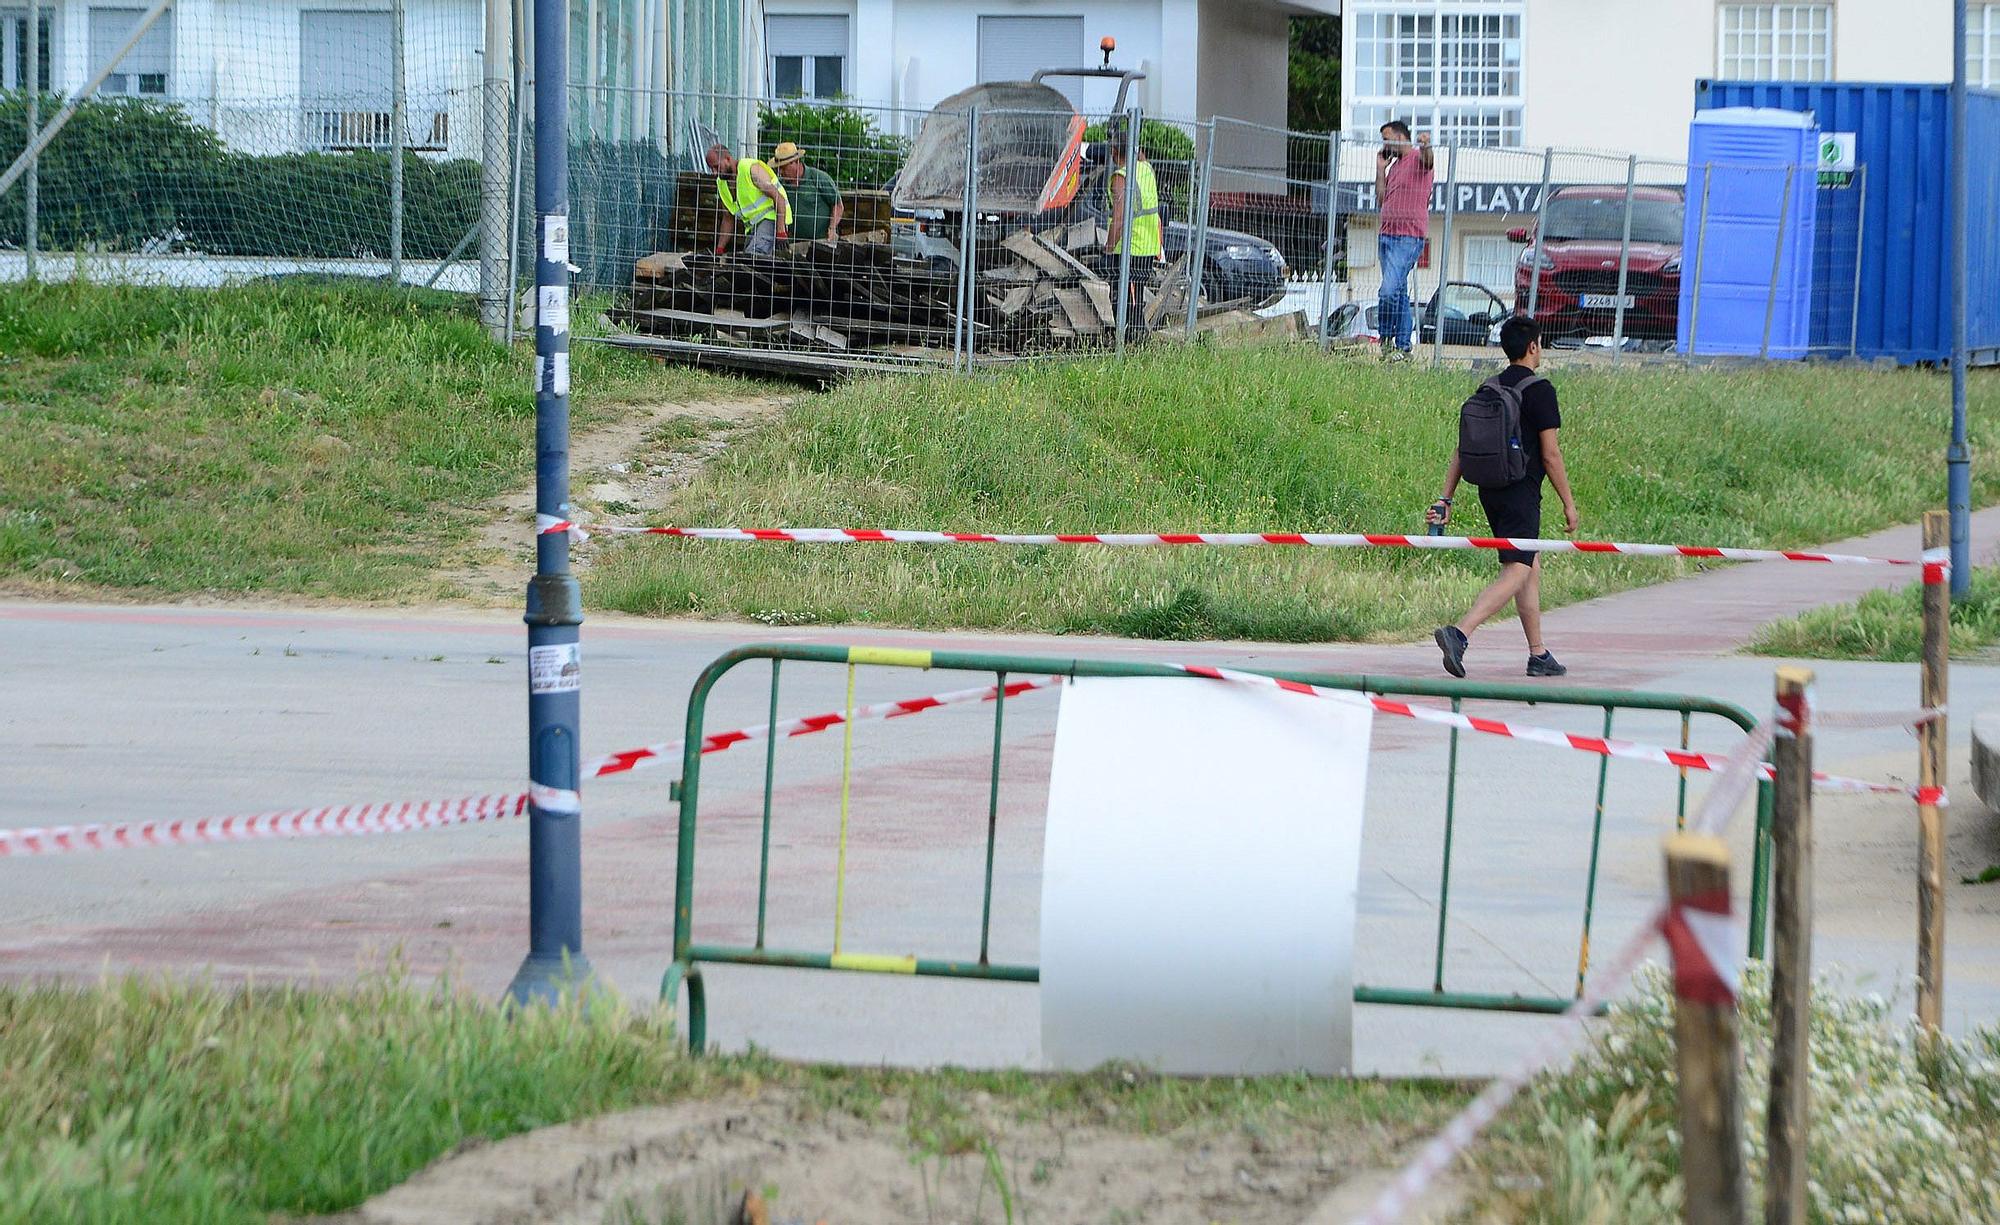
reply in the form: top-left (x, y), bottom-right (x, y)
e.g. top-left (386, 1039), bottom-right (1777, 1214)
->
top-left (766, 14), bottom-right (847, 58)
top-left (90, 6), bottom-right (173, 89)
top-left (977, 15), bottom-right (1084, 92)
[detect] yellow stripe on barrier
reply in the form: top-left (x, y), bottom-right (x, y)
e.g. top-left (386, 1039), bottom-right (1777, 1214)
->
top-left (832, 663), bottom-right (856, 956)
top-left (847, 646), bottom-right (934, 669)
top-left (830, 952), bottom-right (919, 975)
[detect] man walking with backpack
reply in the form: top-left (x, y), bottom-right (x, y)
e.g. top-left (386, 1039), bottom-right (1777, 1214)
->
top-left (1426, 315), bottom-right (1579, 677)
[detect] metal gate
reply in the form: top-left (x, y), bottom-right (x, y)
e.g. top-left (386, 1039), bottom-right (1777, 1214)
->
top-left (662, 643), bottom-right (1771, 1053)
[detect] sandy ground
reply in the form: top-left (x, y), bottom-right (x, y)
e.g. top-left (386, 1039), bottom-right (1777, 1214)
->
top-left (333, 1086), bottom-right (1456, 1225)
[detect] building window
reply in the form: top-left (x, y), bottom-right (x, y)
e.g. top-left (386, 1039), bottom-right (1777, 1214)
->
top-left (91, 6), bottom-right (172, 95)
top-left (1973, 5), bottom-right (2000, 89)
top-left (979, 15), bottom-right (1084, 99)
top-left (1718, 5), bottom-right (1832, 81)
top-left (300, 9), bottom-right (394, 149)
top-left (1461, 233), bottom-right (1517, 298)
top-left (766, 13), bottom-right (847, 99)
top-left (1350, 2), bottom-right (1524, 148)
top-left (2, 7), bottom-right (52, 92)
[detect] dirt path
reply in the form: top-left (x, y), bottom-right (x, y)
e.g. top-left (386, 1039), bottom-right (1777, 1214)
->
top-left (435, 393), bottom-right (789, 604)
top-left (333, 1088), bottom-right (1456, 1225)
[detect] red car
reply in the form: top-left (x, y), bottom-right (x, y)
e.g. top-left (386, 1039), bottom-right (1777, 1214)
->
top-left (1510, 185), bottom-right (1686, 340)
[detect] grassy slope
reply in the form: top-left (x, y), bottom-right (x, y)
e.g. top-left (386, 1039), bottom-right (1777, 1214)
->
top-left (590, 346), bottom-right (2000, 642)
top-left (0, 282), bottom-right (754, 598)
top-left (0, 974), bottom-right (1463, 1223)
top-left (1748, 566), bottom-right (2000, 661)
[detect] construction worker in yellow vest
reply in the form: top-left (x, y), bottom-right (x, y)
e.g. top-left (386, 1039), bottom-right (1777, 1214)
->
top-left (1104, 119), bottom-right (1164, 323)
top-left (705, 143), bottom-right (790, 256)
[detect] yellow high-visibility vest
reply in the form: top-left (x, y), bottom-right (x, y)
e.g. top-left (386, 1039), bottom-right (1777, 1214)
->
top-left (716, 158), bottom-right (791, 228)
top-left (1108, 158), bottom-right (1163, 257)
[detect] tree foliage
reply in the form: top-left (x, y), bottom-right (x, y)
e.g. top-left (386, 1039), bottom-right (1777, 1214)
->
top-left (1288, 17), bottom-right (1341, 134)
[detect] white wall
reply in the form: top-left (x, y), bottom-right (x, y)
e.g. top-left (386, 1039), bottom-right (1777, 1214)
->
top-left (1522, 0), bottom-right (1711, 158)
top-left (1836, 0), bottom-right (1954, 80)
top-left (41, 0), bottom-right (482, 155)
top-left (1195, 0), bottom-right (1284, 126)
top-left (885, 0), bottom-right (1167, 115)
top-left (1356, 0), bottom-right (1965, 166)
top-left (758, 0), bottom-right (1311, 125)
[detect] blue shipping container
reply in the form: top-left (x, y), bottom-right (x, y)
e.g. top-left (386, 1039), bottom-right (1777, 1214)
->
top-left (1678, 108), bottom-right (1819, 359)
top-left (1695, 79), bottom-right (2000, 366)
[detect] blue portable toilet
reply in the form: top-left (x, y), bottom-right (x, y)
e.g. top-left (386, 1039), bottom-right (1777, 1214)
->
top-left (1678, 108), bottom-right (1819, 358)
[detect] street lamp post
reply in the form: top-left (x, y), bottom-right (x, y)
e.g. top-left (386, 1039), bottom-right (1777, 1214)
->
top-left (1949, 0), bottom-right (1972, 597)
top-left (506, 0), bottom-right (591, 1006)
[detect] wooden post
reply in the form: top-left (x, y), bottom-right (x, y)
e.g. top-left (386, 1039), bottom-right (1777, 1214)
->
top-left (1665, 834), bottom-right (1748, 1225)
top-left (1918, 510), bottom-right (1951, 1033)
top-left (1766, 668), bottom-right (1814, 1225)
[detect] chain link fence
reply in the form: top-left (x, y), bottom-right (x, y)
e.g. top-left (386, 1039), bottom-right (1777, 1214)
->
top-left (3, 17), bottom-right (1875, 371)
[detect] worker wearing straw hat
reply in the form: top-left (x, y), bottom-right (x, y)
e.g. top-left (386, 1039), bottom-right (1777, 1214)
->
top-left (771, 141), bottom-right (845, 242)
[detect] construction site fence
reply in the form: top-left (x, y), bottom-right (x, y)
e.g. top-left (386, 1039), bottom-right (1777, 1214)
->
top-left (5, 59), bottom-right (1880, 367)
top-left (660, 642), bottom-right (1773, 1055)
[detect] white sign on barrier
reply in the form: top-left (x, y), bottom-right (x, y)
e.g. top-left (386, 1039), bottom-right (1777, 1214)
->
top-left (1039, 676), bottom-right (1370, 1075)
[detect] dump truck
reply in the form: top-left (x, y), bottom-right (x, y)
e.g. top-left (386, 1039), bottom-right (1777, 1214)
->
top-left (891, 59), bottom-right (1289, 310)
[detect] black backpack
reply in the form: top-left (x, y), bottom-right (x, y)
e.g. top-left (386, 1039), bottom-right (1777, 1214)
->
top-left (1457, 373), bottom-right (1543, 487)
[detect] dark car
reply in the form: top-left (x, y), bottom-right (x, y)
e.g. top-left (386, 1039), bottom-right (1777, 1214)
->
top-left (1420, 281), bottom-right (1510, 347)
top-left (1510, 185), bottom-right (1685, 340)
top-left (1061, 159), bottom-right (1289, 307)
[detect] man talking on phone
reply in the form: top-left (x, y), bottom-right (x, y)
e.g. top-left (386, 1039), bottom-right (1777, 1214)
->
top-left (1375, 120), bottom-right (1434, 362)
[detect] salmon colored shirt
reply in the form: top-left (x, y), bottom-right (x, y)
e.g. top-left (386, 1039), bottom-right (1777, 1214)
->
top-left (1380, 151), bottom-right (1435, 239)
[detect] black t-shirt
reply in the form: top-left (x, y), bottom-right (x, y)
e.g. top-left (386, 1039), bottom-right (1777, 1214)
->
top-left (1492, 363), bottom-right (1561, 484)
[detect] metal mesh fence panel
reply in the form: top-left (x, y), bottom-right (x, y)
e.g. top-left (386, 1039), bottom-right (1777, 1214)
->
top-left (8, 30), bottom-right (1875, 376)
top-left (600, 90), bottom-right (955, 369)
top-left (2, 1), bottom-right (511, 302)
top-left (954, 106), bottom-right (1212, 360)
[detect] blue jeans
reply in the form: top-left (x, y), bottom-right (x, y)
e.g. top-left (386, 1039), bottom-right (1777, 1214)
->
top-left (1377, 233), bottom-right (1425, 352)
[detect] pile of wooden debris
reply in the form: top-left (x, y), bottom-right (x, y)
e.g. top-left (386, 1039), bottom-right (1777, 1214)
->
top-left (612, 221), bottom-right (1233, 365)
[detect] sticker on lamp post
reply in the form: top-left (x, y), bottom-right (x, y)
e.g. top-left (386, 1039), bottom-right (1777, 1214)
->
top-left (529, 643), bottom-right (581, 694)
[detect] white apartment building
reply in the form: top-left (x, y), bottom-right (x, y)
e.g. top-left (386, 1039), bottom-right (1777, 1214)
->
top-left (1343, 0), bottom-right (1992, 159)
top-left (0, 0), bottom-right (742, 157)
top-left (761, 0), bottom-right (1338, 128)
top-left (1339, 0), bottom-right (2000, 297)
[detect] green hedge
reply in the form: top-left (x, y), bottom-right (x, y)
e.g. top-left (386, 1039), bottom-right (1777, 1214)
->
top-left (0, 95), bottom-right (478, 259)
top-left (755, 100), bottom-right (907, 191)
top-left (177, 151), bottom-right (480, 259)
top-left (1081, 118), bottom-right (1198, 166)
top-left (0, 94), bottom-right (223, 249)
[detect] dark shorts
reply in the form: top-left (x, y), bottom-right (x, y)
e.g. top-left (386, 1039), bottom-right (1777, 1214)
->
top-left (1478, 480), bottom-right (1542, 567)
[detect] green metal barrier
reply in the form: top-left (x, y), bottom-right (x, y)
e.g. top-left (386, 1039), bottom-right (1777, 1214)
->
top-left (662, 644), bottom-right (1772, 1053)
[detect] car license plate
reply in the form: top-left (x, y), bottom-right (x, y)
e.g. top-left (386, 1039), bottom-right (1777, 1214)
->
top-left (1580, 292), bottom-right (1636, 309)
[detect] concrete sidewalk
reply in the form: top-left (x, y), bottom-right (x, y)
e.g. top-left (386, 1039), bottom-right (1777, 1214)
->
top-left (1535, 505), bottom-right (2000, 658)
top-left (2, 506), bottom-right (1996, 1082)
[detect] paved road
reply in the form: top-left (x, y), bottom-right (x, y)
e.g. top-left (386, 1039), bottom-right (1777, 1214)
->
top-left (4, 577), bottom-right (1996, 1075)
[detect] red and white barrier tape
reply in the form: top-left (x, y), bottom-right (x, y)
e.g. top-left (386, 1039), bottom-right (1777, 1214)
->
top-left (1661, 887), bottom-right (1742, 1007)
top-left (536, 512), bottom-right (587, 541)
top-left (0, 675), bottom-right (1064, 858)
top-left (1352, 717), bottom-right (1776, 1225)
top-left (1923, 545), bottom-right (1951, 585)
top-left (7, 666), bottom-right (1931, 858)
top-left (0, 792), bottom-right (533, 857)
top-left (544, 521), bottom-right (1931, 570)
top-left (583, 674), bottom-right (1064, 779)
top-left (1171, 664), bottom-right (1932, 800)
